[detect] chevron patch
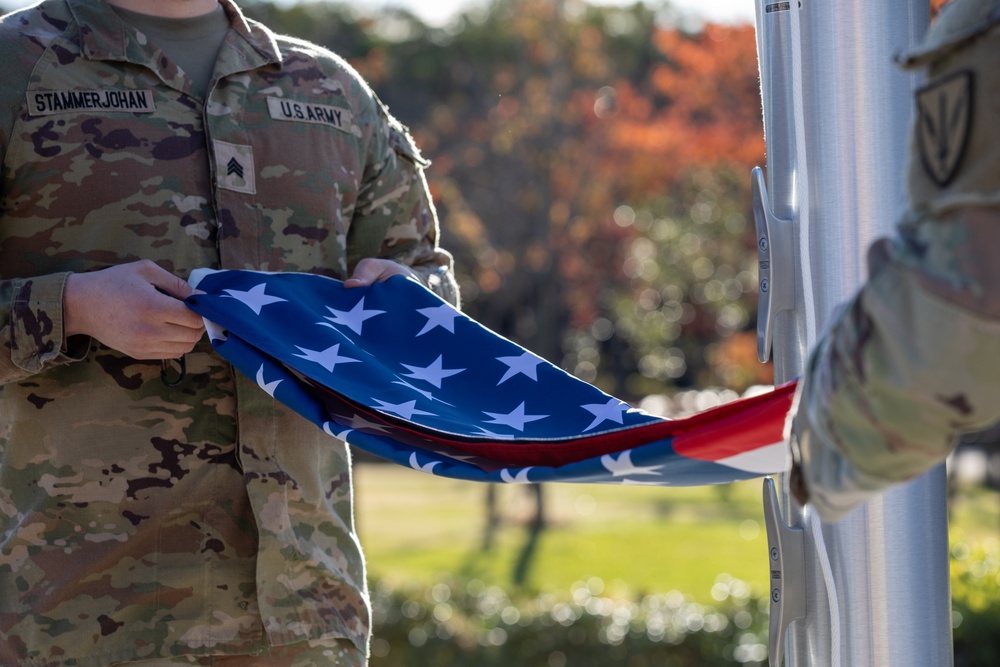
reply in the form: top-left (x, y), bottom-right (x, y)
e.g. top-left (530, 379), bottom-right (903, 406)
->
top-left (213, 140), bottom-right (256, 194)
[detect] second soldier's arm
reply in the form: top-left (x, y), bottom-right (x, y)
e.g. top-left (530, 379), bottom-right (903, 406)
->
top-left (790, 205), bottom-right (1000, 521)
top-left (788, 2), bottom-right (1000, 522)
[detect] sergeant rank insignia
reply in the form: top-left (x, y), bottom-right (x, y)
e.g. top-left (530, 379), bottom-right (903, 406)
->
top-left (915, 70), bottom-right (973, 187)
top-left (213, 140), bottom-right (256, 194)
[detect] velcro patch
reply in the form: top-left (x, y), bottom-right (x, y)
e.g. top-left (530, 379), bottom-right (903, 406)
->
top-left (267, 97), bottom-right (352, 132)
top-left (214, 140), bottom-right (256, 195)
top-left (916, 70), bottom-right (973, 187)
top-left (28, 89), bottom-right (156, 116)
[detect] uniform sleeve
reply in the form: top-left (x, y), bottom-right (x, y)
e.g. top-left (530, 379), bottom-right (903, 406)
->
top-left (0, 13), bottom-right (89, 384)
top-left (789, 206), bottom-right (1000, 521)
top-left (347, 99), bottom-right (460, 308)
top-left (0, 272), bottom-right (91, 385)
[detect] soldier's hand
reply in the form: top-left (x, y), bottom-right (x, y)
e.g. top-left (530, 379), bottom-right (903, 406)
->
top-left (63, 260), bottom-right (205, 359)
top-left (343, 258), bottom-right (419, 288)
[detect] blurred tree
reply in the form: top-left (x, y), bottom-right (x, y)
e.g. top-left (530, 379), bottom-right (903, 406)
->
top-left (243, 0), bottom-right (771, 399)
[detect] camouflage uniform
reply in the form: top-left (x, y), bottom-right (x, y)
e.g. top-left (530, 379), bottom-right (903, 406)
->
top-left (0, 0), bottom-right (457, 664)
top-left (789, 0), bottom-right (1000, 521)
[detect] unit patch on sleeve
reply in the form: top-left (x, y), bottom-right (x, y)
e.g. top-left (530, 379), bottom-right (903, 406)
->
top-left (28, 89), bottom-right (156, 116)
top-left (266, 97), bottom-right (353, 133)
top-left (915, 70), bottom-right (973, 187)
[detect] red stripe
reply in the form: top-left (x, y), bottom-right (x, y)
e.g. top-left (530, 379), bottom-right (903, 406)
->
top-left (309, 376), bottom-right (798, 468)
top-left (672, 385), bottom-right (793, 461)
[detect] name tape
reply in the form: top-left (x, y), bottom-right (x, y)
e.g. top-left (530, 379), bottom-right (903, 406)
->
top-left (28, 89), bottom-right (156, 116)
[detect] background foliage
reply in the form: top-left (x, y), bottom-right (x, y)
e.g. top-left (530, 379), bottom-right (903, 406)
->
top-left (243, 0), bottom-right (772, 398)
top-left (368, 574), bottom-right (770, 666)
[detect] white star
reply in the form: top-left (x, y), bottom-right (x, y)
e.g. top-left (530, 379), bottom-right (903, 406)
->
top-left (323, 422), bottom-right (354, 440)
top-left (581, 399), bottom-right (633, 432)
top-left (437, 450), bottom-right (482, 463)
top-left (415, 304), bottom-right (461, 336)
top-left (320, 297), bottom-right (384, 335)
top-left (500, 467), bottom-right (534, 483)
top-left (496, 352), bottom-right (544, 385)
top-left (600, 451), bottom-right (664, 477)
top-left (346, 413), bottom-right (391, 433)
top-left (255, 365), bottom-right (282, 397)
top-left (222, 283), bottom-right (287, 315)
top-left (374, 399), bottom-right (435, 421)
top-left (401, 355), bottom-right (465, 388)
top-left (294, 343), bottom-right (361, 373)
top-left (393, 379), bottom-right (435, 401)
top-left (483, 402), bottom-right (548, 431)
top-left (392, 379), bottom-right (454, 406)
top-left (409, 453), bottom-right (440, 474)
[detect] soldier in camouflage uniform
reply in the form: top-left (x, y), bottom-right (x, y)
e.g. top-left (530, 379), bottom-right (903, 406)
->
top-left (0, 0), bottom-right (458, 664)
top-left (789, 0), bottom-right (1000, 522)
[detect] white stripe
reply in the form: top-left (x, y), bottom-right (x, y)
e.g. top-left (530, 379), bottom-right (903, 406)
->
top-left (717, 439), bottom-right (789, 474)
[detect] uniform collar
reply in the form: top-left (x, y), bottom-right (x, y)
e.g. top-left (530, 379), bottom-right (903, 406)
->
top-left (65, 0), bottom-right (282, 70)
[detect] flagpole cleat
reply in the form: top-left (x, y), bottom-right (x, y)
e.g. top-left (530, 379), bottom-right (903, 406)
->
top-left (762, 476), bottom-right (805, 667)
top-left (751, 167), bottom-right (795, 364)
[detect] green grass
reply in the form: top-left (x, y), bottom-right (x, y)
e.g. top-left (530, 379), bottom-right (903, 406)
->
top-left (355, 464), bottom-right (773, 604)
top-left (355, 462), bottom-right (1000, 606)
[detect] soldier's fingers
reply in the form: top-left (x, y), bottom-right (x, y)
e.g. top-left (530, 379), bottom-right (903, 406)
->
top-left (138, 278), bottom-right (204, 331)
top-left (344, 258), bottom-right (415, 288)
top-left (138, 260), bottom-right (197, 301)
top-left (161, 320), bottom-right (206, 344)
top-left (158, 296), bottom-right (206, 330)
top-left (135, 262), bottom-right (202, 326)
top-left (343, 258), bottom-right (382, 287)
top-left (126, 321), bottom-right (203, 359)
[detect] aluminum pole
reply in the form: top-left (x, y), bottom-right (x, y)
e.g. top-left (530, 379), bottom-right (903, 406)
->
top-left (752, 1), bottom-right (953, 665)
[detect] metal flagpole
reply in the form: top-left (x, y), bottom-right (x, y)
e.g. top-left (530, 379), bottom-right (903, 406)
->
top-left (751, 1), bottom-right (953, 666)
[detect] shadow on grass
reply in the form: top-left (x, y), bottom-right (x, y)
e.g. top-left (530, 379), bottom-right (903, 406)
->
top-left (458, 484), bottom-right (548, 589)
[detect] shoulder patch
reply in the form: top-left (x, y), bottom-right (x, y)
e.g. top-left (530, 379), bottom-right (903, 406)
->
top-left (915, 70), bottom-right (974, 186)
top-left (27, 89), bottom-right (156, 116)
top-left (266, 96), bottom-right (352, 133)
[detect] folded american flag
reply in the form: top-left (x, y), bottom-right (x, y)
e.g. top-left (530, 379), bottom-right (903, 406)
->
top-left (186, 269), bottom-right (793, 486)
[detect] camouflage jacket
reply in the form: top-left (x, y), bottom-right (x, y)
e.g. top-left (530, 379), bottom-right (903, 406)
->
top-left (790, 0), bottom-right (1000, 521)
top-left (0, 0), bottom-right (457, 664)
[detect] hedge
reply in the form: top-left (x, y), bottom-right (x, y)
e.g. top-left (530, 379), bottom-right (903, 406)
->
top-left (368, 538), bottom-right (1000, 667)
top-left (952, 537), bottom-right (1000, 667)
top-left (369, 574), bottom-right (769, 667)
